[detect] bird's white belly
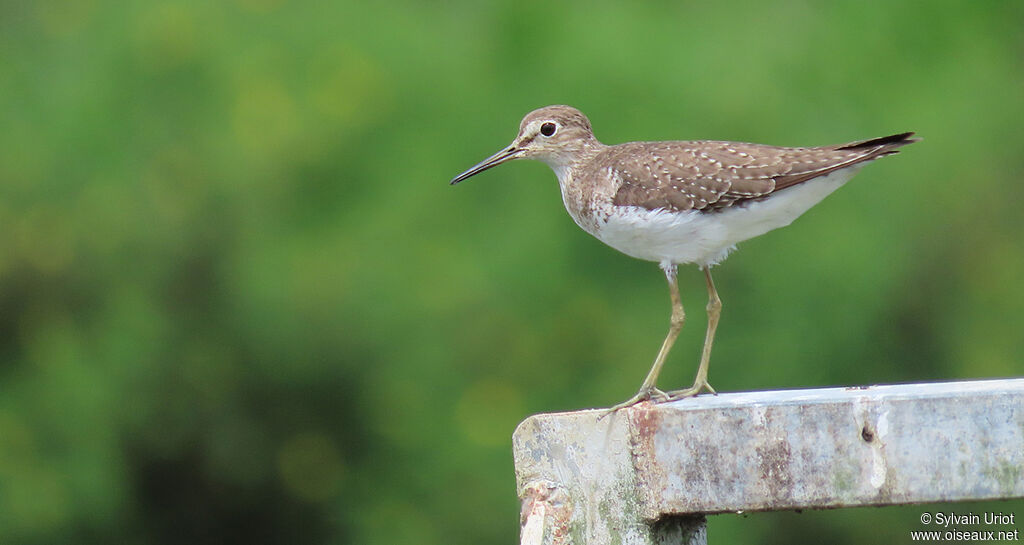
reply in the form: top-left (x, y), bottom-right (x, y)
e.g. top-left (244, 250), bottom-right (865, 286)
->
top-left (585, 167), bottom-right (860, 267)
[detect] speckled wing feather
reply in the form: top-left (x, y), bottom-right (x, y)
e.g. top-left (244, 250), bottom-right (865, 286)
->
top-left (610, 133), bottom-right (917, 212)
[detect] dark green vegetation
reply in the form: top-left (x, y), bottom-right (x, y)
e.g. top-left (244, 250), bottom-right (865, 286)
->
top-left (1, 1), bottom-right (1022, 543)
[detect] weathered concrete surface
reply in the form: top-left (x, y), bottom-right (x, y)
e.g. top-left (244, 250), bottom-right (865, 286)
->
top-left (513, 378), bottom-right (1024, 545)
top-left (515, 406), bottom-right (653, 545)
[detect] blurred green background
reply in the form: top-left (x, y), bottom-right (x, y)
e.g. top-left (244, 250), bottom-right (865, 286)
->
top-left (2, 0), bottom-right (1022, 543)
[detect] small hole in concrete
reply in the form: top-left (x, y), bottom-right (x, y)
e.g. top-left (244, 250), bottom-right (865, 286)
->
top-left (861, 425), bottom-right (875, 442)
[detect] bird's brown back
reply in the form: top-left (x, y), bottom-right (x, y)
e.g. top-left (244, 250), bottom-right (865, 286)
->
top-left (605, 133), bottom-right (918, 213)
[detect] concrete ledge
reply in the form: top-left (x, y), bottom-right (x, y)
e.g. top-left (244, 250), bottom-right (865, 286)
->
top-left (513, 378), bottom-right (1024, 545)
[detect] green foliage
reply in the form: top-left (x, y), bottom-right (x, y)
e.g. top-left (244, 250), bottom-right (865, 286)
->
top-left (1, 0), bottom-right (1022, 543)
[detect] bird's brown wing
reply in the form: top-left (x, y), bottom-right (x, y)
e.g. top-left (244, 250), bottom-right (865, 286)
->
top-left (609, 134), bottom-right (917, 212)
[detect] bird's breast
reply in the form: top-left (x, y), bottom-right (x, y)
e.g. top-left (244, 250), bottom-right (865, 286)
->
top-left (555, 166), bottom-right (616, 237)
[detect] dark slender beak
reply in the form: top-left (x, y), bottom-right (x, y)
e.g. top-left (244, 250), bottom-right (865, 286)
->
top-left (450, 145), bottom-right (521, 185)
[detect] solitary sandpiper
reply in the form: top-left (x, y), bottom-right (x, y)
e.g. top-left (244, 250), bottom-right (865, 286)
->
top-left (451, 105), bottom-right (917, 411)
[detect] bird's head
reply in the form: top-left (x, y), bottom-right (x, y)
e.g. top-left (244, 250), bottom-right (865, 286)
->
top-left (450, 105), bottom-right (600, 185)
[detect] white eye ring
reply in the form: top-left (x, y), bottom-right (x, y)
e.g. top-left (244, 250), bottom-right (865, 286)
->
top-left (540, 122), bottom-right (557, 137)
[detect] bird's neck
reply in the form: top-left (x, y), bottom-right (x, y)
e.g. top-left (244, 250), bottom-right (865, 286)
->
top-left (543, 140), bottom-right (606, 186)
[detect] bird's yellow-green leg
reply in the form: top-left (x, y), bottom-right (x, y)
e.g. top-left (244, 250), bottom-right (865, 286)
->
top-left (605, 264), bottom-right (685, 414)
top-left (669, 267), bottom-right (720, 399)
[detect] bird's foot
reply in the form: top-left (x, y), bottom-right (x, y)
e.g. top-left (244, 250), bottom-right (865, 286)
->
top-left (667, 379), bottom-right (717, 400)
top-left (599, 386), bottom-right (669, 419)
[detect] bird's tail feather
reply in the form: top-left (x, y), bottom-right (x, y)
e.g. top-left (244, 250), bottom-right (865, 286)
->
top-left (838, 132), bottom-right (920, 153)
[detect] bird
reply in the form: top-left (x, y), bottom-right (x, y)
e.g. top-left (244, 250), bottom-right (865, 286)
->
top-left (450, 105), bottom-right (918, 412)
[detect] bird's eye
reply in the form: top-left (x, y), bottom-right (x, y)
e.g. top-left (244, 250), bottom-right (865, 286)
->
top-left (540, 122), bottom-right (557, 137)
